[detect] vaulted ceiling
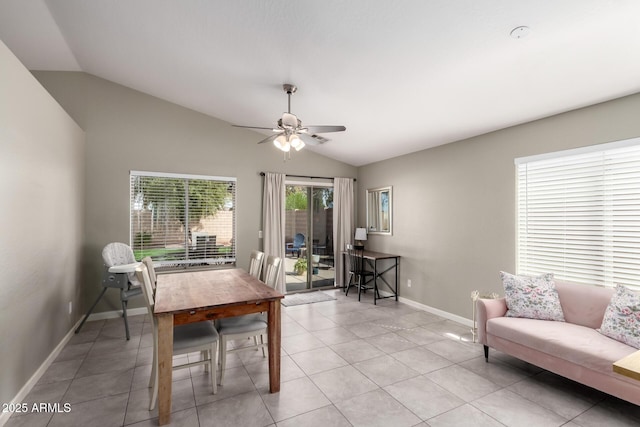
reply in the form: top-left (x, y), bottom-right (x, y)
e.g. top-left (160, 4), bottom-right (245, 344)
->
top-left (2, 1), bottom-right (640, 166)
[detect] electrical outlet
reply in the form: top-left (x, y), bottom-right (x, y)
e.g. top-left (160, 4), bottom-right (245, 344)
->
top-left (258, 230), bottom-right (263, 239)
top-left (68, 301), bottom-right (73, 314)
top-left (407, 279), bottom-right (412, 288)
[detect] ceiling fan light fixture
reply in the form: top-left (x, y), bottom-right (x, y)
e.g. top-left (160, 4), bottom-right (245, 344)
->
top-left (273, 134), bottom-right (290, 152)
top-left (290, 135), bottom-right (304, 151)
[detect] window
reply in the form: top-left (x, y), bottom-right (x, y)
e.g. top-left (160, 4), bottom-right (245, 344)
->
top-left (516, 138), bottom-right (640, 289)
top-left (130, 171), bottom-right (236, 269)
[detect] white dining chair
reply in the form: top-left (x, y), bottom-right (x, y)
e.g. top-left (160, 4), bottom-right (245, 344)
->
top-left (263, 255), bottom-right (282, 288)
top-left (248, 250), bottom-right (265, 279)
top-left (141, 256), bottom-right (157, 292)
top-left (217, 256), bottom-right (282, 385)
top-left (136, 264), bottom-right (219, 410)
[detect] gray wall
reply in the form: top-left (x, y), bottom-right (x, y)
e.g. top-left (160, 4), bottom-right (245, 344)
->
top-left (0, 42), bottom-right (85, 405)
top-left (357, 92), bottom-right (640, 320)
top-left (32, 71), bottom-right (357, 315)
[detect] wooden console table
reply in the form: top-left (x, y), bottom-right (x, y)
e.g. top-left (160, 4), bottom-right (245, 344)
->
top-left (613, 350), bottom-right (640, 381)
top-left (342, 250), bottom-right (400, 304)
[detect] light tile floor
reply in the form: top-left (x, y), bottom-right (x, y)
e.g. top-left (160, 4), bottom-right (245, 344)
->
top-left (7, 289), bottom-right (640, 427)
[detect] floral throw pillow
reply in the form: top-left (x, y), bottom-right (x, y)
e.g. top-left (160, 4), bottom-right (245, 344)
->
top-left (500, 271), bottom-right (565, 321)
top-left (598, 285), bottom-right (640, 349)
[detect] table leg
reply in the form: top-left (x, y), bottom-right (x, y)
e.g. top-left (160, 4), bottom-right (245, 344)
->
top-left (395, 257), bottom-right (399, 301)
top-left (267, 299), bottom-right (281, 393)
top-left (342, 252), bottom-right (347, 291)
top-left (157, 314), bottom-right (174, 426)
top-left (374, 260), bottom-right (379, 305)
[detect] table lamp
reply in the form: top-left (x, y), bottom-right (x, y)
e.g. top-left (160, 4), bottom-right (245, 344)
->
top-left (354, 227), bottom-right (367, 249)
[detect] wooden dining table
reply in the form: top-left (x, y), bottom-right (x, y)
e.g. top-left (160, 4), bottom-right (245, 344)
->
top-left (153, 268), bottom-right (284, 425)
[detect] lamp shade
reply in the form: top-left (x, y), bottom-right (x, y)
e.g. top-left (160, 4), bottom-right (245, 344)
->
top-left (354, 228), bottom-right (367, 241)
top-left (290, 136), bottom-right (305, 151)
top-left (273, 135), bottom-right (290, 152)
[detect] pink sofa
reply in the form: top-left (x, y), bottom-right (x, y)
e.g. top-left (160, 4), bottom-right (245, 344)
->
top-left (477, 280), bottom-right (640, 405)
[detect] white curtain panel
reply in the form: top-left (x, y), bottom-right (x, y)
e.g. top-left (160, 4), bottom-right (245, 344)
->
top-left (262, 172), bottom-right (286, 293)
top-left (333, 177), bottom-right (354, 287)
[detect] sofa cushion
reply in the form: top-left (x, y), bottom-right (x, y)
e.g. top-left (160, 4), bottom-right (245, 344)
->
top-left (598, 285), bottom-right (640, 349)
top-left (555, 281), bottom-right (614, 329)
top-left (500, 271), bottom-right (565, 321)
top-left (487, 317), bottom-right (635, 375)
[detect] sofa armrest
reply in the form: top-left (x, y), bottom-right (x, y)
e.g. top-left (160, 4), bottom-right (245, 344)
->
top-left (476, 297), bottom-right (507, 345)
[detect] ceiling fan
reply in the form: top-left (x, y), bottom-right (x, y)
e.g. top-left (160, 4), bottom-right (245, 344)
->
top-left (233, 84), bottom-right (346, 155)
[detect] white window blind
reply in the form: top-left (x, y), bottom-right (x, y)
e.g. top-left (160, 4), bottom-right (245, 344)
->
top-left (130, 171), bottom-right (236, 269)
top-left (516, 139), bottom-right (640, 289)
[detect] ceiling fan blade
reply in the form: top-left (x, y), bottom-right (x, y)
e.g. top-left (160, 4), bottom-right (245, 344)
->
top-left (232, 125), bottom-right (276, 130)
top-left (257, 133), bottom-right (282, 145)
top-left (304, 125), bottom-right (346, 133)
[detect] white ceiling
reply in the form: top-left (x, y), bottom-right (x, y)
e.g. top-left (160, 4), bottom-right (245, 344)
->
top-left (2, 1), bottom-right (640, 166)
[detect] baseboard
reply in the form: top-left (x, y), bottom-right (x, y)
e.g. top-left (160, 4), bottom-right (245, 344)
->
top-left (397, 295), bottom-right (473, 328)
top-left (339, 286), bottom-right (473, 329)
top-left (0, 307), bottom-right (147, 427)
top-left (84, 307), bottom-right (147, 322)
top-left (374, 289), bottom-right (473, 328)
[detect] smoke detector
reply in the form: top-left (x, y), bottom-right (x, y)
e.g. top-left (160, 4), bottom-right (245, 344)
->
top-left (510, 26), bottom-right (531, 39)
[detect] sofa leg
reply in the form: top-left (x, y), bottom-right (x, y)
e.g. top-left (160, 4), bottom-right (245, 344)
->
top-left (483, 345), bottom-right (489, 362)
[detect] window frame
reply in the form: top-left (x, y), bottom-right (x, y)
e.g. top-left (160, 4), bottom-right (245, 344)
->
top-left (515, 137), bottom-right (640, 290)
top-left (129, 170), bottom-right (237, 271)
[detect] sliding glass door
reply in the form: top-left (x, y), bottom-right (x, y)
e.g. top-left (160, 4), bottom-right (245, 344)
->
top-left (284, 183), bottom-right (335, 292)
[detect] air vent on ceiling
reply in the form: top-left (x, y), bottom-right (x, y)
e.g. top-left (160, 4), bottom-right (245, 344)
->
top-left (310, 134), bottom-right (329, 144)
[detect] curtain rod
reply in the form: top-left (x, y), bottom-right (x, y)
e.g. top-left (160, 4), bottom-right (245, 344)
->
top-left (259, 172), bottom-right (356, 181)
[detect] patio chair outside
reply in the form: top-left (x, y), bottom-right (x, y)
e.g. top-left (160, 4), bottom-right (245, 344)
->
top-left (285, 233), bottom-right (305, 258)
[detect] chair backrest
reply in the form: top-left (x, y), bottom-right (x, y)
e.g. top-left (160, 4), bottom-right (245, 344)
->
top-left (135, 264), bottom-right (155, 315)
top-left (264, 255), bottom-right (282, 288)
top-left (346, 244), bottom-right (365, 273)
top-left (102, 242), bottom-right (140, 286)
top-left (102, 242), bottom-right (136, 266)
top-left (248, 250), bottom-right (265, 279)
top-left (293, 233), bottom-right (305, 248)
top-left (135, 265), bottom-right (160, 348)
top-left (141, 257), bottom-right (157, 291)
